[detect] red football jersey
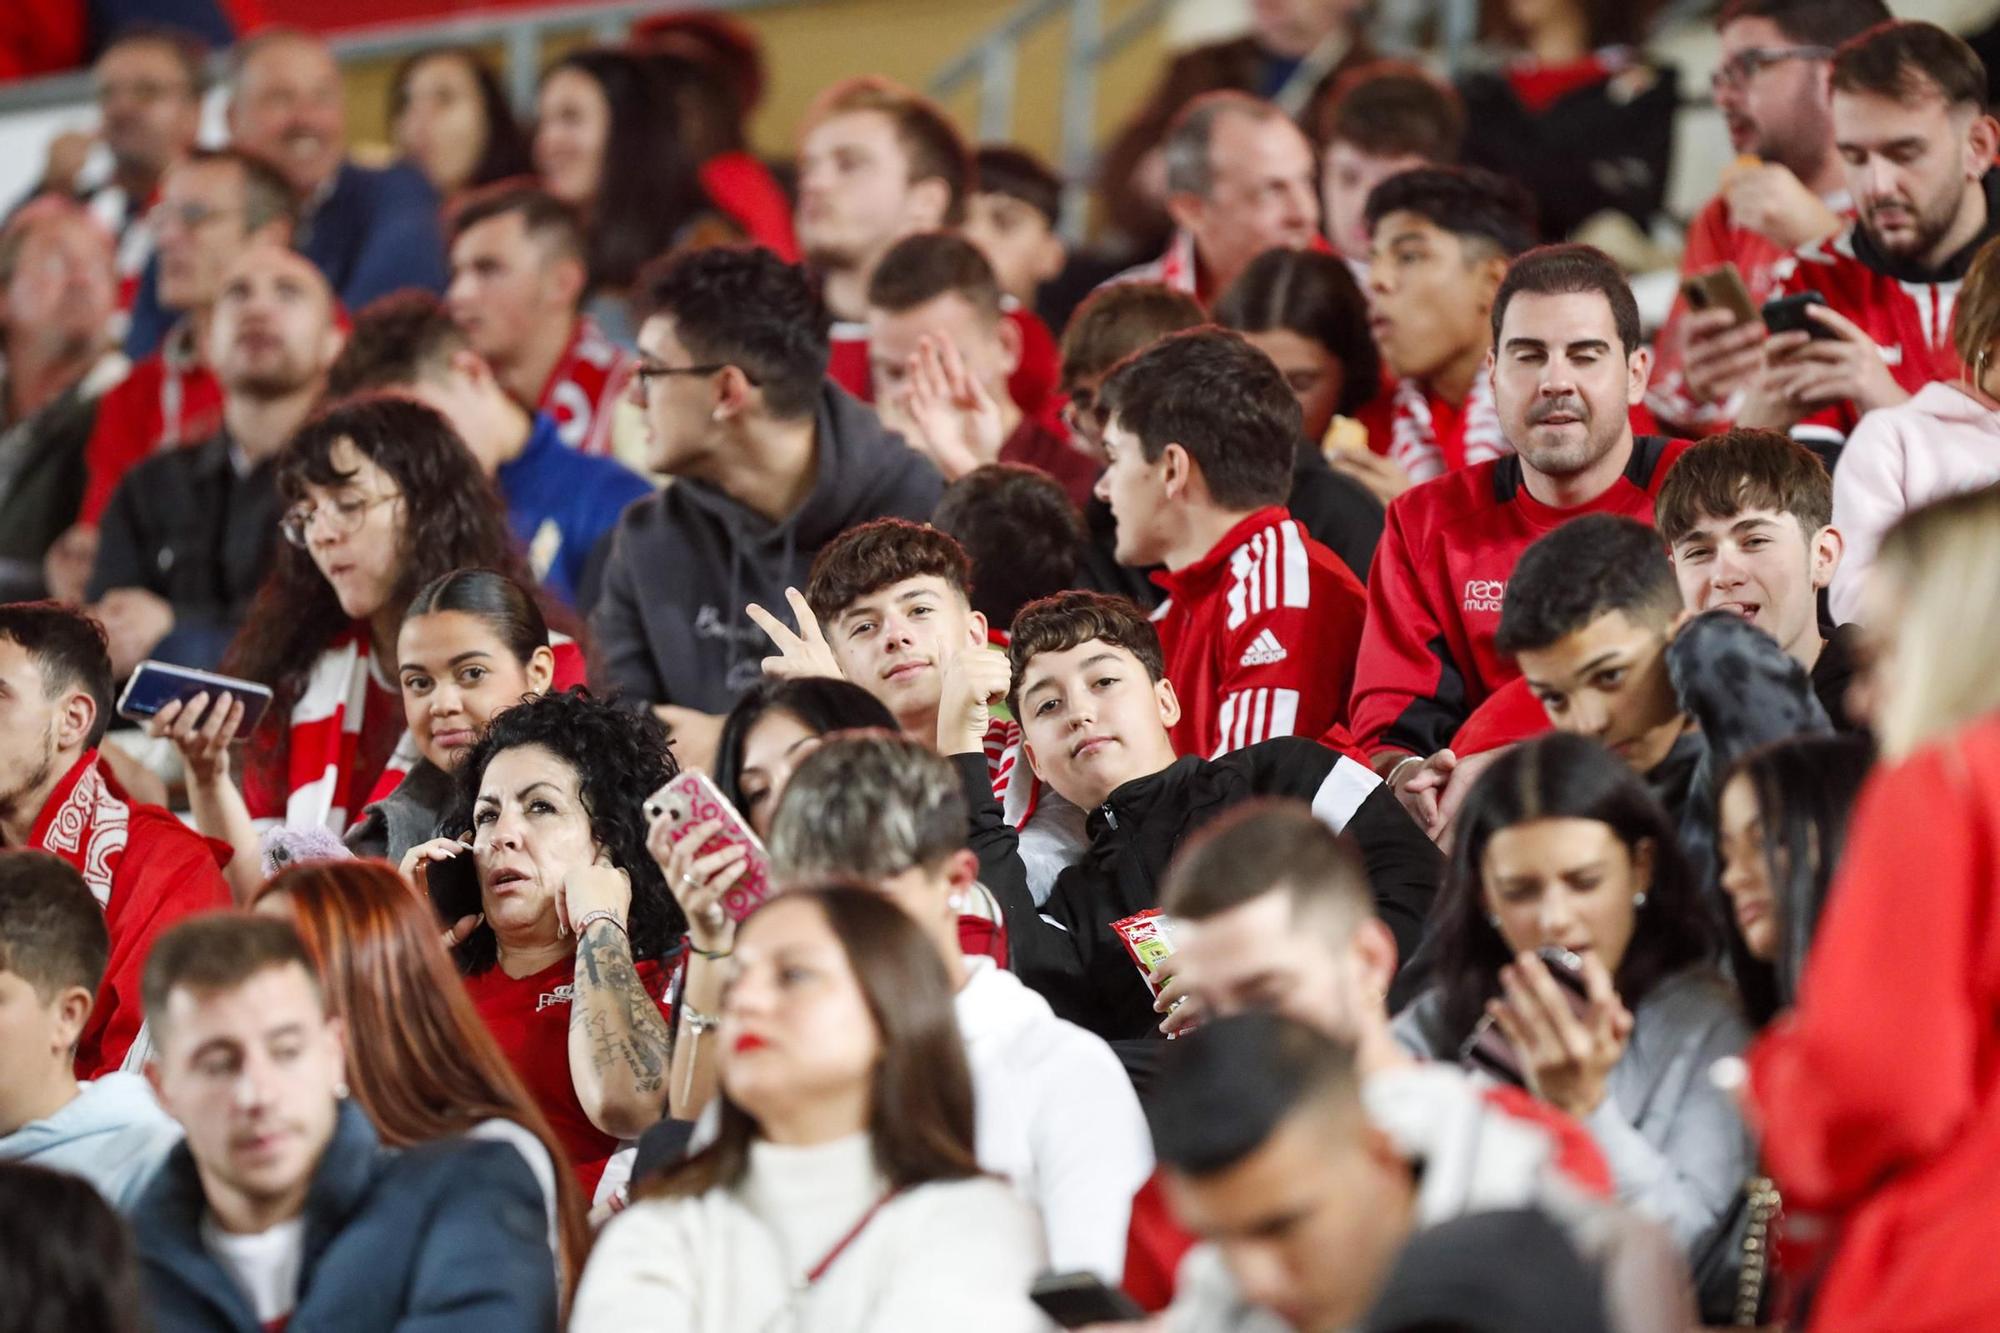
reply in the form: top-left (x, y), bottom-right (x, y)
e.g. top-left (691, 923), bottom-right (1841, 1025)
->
top-left (1350, 436), bottom-right (1690, 764)
top-left (79, 332), bottom-right (223, 525)
top-left (1152, 507), bottom-right (1368, 759)
top-left (464, 952), bottom-right (676, 1195)
top-left (536, 316), bottom-right (634, 457)
top-left (1771, 223), bottom-right (1980, 449)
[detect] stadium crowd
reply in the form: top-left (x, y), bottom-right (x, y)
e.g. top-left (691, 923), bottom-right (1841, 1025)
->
top-left (3, 2), bottom-right (2000, 1330)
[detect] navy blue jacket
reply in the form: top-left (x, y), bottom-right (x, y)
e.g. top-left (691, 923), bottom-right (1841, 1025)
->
top-left (498, 412), bottom-right (652, 612)
top-left (126, 160), bottom-right (448, 358)
top-left (131, 1100), bottom-right (557, 1333)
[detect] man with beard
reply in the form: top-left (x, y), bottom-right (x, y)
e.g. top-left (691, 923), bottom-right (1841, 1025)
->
top-left (85, 244), bottom-right (343, 677)
top-left (1739, 21), bottom-right (2000, 456)
top-left (1349, 245), bottom-right (1688, 836)
top-left (0, 602), bottom-right (229, 1077)
top-left (1648, 0), bottom-right (1890, 434)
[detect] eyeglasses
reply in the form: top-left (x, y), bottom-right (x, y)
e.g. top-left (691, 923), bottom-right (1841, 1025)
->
top-left (280, 491), bottom-right (402, 548)
top-left (1711, 45), bottom-right (1833, 92)
top-left (147, 202), bottom-right (243, 235)
top-left (630, 360), bottom-right (762, 397)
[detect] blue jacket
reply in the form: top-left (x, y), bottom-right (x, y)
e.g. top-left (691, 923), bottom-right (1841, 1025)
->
top-left (126, 160), bottom-right (448, 359)
top-left (498, 412), bottom-right (653, 611)
top-left (131, 1100), bottom-right (557, 1333)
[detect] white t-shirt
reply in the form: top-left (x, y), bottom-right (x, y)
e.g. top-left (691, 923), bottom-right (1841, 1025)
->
top-left (201, 1213), bottom-right (305, 1331)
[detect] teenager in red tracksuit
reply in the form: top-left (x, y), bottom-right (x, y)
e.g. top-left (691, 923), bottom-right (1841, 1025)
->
top-left (1736, 23), bottom-right (2000, 454)
top-left (1750, 710), bottom-right (2000, 1332)
top-left (1350, 244), bottom-right (1690, 803)
top-left (1093, 327), bottom-right (1366, 760)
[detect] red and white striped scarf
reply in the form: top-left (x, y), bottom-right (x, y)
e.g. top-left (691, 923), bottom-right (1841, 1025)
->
top-left (282, 628), bottom-right (588, 833)
top-left (1387, 372), bottom-right (1512, 485)
top-left (537, 316), bottom-right (633, 457)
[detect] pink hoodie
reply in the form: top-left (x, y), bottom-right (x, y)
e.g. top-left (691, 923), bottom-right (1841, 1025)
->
top-left (1831, 381), bottom-right (2000, 623)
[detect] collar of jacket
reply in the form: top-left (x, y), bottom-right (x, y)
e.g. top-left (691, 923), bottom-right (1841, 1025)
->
top-left (1150, 505), bottom-right (1294, 601)
top-left (1086, 753), bottom-right (1206, 842)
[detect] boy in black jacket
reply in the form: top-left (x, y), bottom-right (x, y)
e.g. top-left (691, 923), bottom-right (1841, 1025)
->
top-left (944, 590), bottom-right (1442, 1045)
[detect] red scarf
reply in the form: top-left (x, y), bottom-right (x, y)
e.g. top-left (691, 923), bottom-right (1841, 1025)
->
top-left (537, 316), bottom-right (633, 457)
top-left (1387, 372), bottom-right (1512, 484)
top-left (31, 750), bottom-right (131, 907)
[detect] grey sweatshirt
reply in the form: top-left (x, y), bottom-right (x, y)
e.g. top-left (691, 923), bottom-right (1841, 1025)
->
top-left (588, 383), bottom-right (943, 714)
top-left (1393, 967), bottom-right (1753, 1255)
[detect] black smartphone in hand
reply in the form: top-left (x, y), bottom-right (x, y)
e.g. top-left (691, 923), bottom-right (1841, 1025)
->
top-left (1761, 290), bottom-right (1836, 339)
top-left (1030, 1272), bottom-right (1148, 1327)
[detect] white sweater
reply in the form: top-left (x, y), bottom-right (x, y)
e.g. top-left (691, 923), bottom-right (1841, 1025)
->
top-left (1831, 381), bottom-right (2000, 623)
top-left (957, 956), bottom-right (1154, 1281)
top-left (569, 1132), bottom-right (1054, 1333)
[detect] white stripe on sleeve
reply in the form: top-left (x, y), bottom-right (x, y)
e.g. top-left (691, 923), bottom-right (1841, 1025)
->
top-left (1310, 754), bottom-right (1383, 833)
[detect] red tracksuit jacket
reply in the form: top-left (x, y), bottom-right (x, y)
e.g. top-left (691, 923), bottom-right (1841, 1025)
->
top-left (1770, 179), bottom-right (2000, 448)
top-left (1350, 436), bottom-right (1689, 763)
top-left (1152, 506), bottom-right (1367, 759)
top-left (79, 333), bottom-right (223, 526)
top-left (1750, 712), bottom-right (2000, 1332)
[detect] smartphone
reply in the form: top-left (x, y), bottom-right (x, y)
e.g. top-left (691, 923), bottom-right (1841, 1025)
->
top-left (1761, 290), bottom-right (1836, 339)
top-left (116, 660), bottom-right (273, 734)
top-left (1458, 946), bottom-right (1592, 1087)
top-left (644, 771), bottom-right (772, 924)
top-left (1681, 263), bottom-right (1758, 327)
top-left (1029, 1272), bottom-right (1148, 1327)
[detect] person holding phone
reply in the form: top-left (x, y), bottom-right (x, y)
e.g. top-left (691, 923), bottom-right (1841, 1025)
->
top-left (1394, 734), bottom-right (1752, 1261)
top-left (155, 567), bottom-right (574, 900)
top-left (409, 689), bottom-right (684, 1201)
top-left (571, 886), bottom-right (1048, 1332)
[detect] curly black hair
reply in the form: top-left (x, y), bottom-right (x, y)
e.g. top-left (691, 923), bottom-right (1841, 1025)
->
top-left (440, 688), bottom-right (685, 973)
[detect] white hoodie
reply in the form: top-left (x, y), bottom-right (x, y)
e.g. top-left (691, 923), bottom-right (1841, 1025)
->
top-left (1832, 381), bottom-right (2000, 623)
top-left (955, 955), bottom-right (1155, 1282)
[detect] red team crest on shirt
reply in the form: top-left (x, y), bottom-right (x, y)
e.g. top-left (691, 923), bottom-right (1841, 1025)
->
top-left (539, 317), bottom-right (635, 456)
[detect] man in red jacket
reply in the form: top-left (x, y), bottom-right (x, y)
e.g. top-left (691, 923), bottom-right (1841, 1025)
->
top-left (0, 603), bottom-right (229, 1077)
top-left (1094, 328), bottom-right (1367, 760)
top-left (1350, 245), bottom-right (1688, 830)
top-left (1738, 20), bottom-right (2000, 454)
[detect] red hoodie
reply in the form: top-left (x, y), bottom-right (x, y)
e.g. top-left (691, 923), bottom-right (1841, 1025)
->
top-left (1750, 712), bottom-right (2000, 1332)
top-left (1152, 507), bottom-right (1367, 760)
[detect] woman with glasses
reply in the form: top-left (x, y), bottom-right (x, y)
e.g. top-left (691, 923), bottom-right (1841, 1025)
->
top-left (150, 396), bottom-right (573, 899)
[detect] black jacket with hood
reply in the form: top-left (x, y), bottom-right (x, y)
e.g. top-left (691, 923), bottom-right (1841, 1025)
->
top-left (589, 383), bottom-right (943, 713)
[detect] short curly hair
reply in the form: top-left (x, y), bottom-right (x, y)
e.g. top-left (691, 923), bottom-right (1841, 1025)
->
top-left (804, 518), bottom-right (972, 625)
top-left (442, 689), bottom-right (685, 972)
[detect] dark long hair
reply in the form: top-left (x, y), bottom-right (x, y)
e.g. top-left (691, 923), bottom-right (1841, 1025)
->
top-left (403, 567), bottom-right (552, 668)
top-left (0, 1163), bottom-right (144, 1333)
top-left (713, 677), bottom-right (898, 819)
top-left (1719, 734), bottom-right (1875, 1025)
top-left (252, 861), bottom-right (589, 1295)
top-left (644, 885), bottom-right (981, 1200)
top-left (225, 396), bottom-right (538, 732)
top-left (1433, 732), bottom-right (1718, 1043)
top-left (1213, 247), bottom-right (1382, 417)
top-left (441, 689), bottom-right (684, 973)
top-left (390, 46), bottom-right (535, 192)
top-left (542, 48), bottom-right (718, 297)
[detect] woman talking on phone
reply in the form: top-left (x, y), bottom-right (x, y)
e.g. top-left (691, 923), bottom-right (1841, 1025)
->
top-left (571, 886), bottom-right (1047, 1331)
top-left (1394, 733), bottom-right (1752, 1263)
top-left (408, 688), bottom-right (684, 1199)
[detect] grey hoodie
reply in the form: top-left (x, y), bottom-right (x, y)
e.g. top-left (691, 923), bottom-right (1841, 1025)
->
top-left (589, 383), bottom-right (943, 713)
top-left (0, 1072), bottom-right (181, 1209)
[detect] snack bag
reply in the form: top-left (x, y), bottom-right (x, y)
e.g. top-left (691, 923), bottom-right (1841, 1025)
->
top-left (1111, 908), bottom-right (1180, 998)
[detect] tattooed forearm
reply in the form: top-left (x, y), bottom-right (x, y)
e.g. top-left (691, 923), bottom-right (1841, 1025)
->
top-left (573, 921), bottom-right (672, 1096)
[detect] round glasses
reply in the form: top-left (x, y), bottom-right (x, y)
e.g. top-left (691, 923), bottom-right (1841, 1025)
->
top-left (280, 491), bottom-right (401, 548)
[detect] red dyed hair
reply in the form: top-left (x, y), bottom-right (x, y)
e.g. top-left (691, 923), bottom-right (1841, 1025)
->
top-left (252, 860), bottom-right (588, 1295)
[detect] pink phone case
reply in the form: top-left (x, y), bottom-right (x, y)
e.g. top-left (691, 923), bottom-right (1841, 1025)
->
top-left (646, 771), bottom-right (773, 923)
